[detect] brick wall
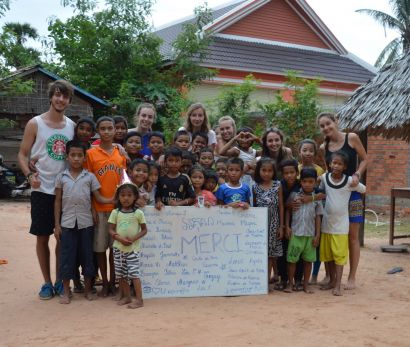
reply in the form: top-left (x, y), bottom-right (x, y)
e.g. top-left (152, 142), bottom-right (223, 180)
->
top-left (366, 135), bottom-right (410, 214)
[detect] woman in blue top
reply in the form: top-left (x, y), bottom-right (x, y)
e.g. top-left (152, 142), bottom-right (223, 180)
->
top-left (128, 103), bottom-right (156, 156)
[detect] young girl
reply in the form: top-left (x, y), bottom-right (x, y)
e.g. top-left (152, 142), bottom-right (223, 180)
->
top-left (298, 139), bottom-right (324, 178)
top-left (128, 159), bottom-right (150, 208)
top-left (190, 165), bottom-right (217, 207)
top-left (180, 103), bottom-right (217, 150)
top-left (253, 158), bottom-right (284, 287)
top-left (199, 147), bottom-right (214, 170)
top-left (74, 117), bottom-right (95, 148)
top-left (108, 183), bottom-right (147, 309)
top-left (260, 128), bottom-right (293, 172)
top-left (124, 131), bottom-right (144, 161)
top-left (147, 161), bottom-right (160, 206)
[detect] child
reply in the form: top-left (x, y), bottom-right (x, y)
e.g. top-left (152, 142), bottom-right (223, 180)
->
top-left (92, 115), bottom-right (128, 146)
top-left (155, 147), bottom-right (195, 209)
top-left (298, 139), bottom-right (324, 178)
top-left (199, 147), bottom-right (214, 170)
top-left (204, 169), bottom-right (218, 193)
top-left (147, 161), bottom-right (160, 206)
top-left (284, 168), bottom-right (323, 294)
top-left (191, 132), bottom-right (208, 156)
top-left (252, 157), bottom-right (283, 286)
top-left (190, 165), bottom-right (217, 207)
top-left (146, 131), bottom-right (165, 162)
top-left (85, 116), bottom-right (127, 297)
top-left (173, 130), bottom-right (191, 151)
top-left (128, 159), bottom-right (150, 207)
top-left (319, 151), bottom-right (366, 296)
top-left (108, 183), bottom-right (147, 309)
top-left (74, 117), bottom-right (95, 148)
top-left (54, 140), bottom-right (112, 304)
top-left (215, 157), bottom-right (250, 209)
top-left (215, 158), bottom-right (228, 185)
top-left (181, 151), bottom-right (196, 175)
top-left (124, 131), bottom-right (144, 161)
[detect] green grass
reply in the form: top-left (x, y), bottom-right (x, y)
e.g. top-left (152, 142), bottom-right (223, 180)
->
top-left (364, 215), bottom-right (410, 239)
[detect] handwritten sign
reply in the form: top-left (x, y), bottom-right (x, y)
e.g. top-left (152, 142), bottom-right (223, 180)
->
top-left (140, 206), bottom-right (268, 298)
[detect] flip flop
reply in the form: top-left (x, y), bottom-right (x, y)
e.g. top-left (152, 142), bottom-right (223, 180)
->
top-left (387, 267), bottom-right (403, 274)
top-left (0, 259), bottom-right (8, 265)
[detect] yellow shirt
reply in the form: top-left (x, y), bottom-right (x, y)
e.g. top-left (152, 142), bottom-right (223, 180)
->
top-left (298, 163), bottom-right (325, 179)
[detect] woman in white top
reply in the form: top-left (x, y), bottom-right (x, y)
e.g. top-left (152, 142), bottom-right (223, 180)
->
top-left (215, 115), bottom-right (237, 156)
top-left (179, 103), bottom-right (216, 151)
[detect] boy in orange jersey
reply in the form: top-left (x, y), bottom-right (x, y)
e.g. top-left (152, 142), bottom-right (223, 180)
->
top-left (85, 116), bottom-right (127, 297)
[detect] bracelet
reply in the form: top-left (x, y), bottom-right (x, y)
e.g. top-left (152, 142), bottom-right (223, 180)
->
top-left (312, 193), bottom-right (316, 202)
top-left (26, 172), bottom-right (33, 180)
top-left (354, 171), bottom-right (361, 180)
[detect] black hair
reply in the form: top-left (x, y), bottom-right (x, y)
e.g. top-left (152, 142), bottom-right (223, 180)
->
top-left (128, 158), bottom-right (150, 171)
top-left (48, 79), bottom-right (74, 102)
top-left (148, 131), bottom-right (165, 143)
top-left (125, 131), bottom-right (142, 143)
top-left (115, 183), bottom-right (139, 209)
top-left (254, 157), bottom-right (277, 184)
top-left (189, 164), bottom-right (205, 177)
top-left (148, 160), bottom-right (160, 173)
top-left (236, 126), bottom-right (253, 134)
top-left (76, 117), bottom-right (95, 132)
top-left (215, 157), bottom-right (228, 165)
top-left (261, 127), bottom-right (286, 162)
top-left (205, 169), bottom-right (218, 182)
top-left (164, 146), bottom-right (182, 160)
top-left (96, 116), bottom-right (114, 128)
top-left (113, 115), bottom-right (128, 129)
top-left (280, 159), bottom-right (299, 173)
top-left (199, 147), bottom-right (214, 156)
top-left (300, 167), bottom-right (317, 180)
top-left (66, 139), bottom-right (87, 155)
top-left (227, 157), bottom-right (244, 170)
top-left (173, 129), bottom-right (190, 142)
top-left (192, 131), bottom-right (208, 145)
top-left (298, 139), bottom-right (317, 155)
top-left (330, 150), bottom-right (349, 167)
top-left (182, 150), bottom-right (197, 164)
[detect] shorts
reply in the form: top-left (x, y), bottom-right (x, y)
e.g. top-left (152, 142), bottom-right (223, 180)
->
top-left (59, 225), bottom-right (95, 280)
top-left (287, 235), bottom-right (316, 263)
top-left (29, 191), bottom-right (55, 236)
top-left (113, 248), bottom-right (141, 279)
top-left (94, 212), bottom-right (113, 253)
top-left (349, 191), bottom-right (364, 223)
top-left (320, 233), bottom-right (348, 265)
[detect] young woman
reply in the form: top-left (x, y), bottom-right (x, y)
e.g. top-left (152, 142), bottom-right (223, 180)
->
top-left (128, 103), bottom-right (157, 156)
top-left (317, 112), bottom-right (367, 290)
top-left (215, 116), bottom-right (237, 156)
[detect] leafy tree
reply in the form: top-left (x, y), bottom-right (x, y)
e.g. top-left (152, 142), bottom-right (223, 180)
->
top-left (260, 71), bottom-right (322, 148)
top-left (0, 0), bottom-right (10, 18)
top-left (357, 0), bottom-right (410, 67)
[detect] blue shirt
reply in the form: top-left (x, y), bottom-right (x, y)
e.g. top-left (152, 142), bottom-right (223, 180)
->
top-left (140, 133), bottom-right (152, 156)
top-left (215, 183), bottom-right (251, 204)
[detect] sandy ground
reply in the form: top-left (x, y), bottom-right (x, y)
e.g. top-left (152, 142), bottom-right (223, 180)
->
top-left (1, 201), bottom-right (410, 347)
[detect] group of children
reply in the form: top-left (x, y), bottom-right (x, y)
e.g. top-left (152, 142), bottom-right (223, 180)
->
top-left (55, 106), bottom-right (365, 307)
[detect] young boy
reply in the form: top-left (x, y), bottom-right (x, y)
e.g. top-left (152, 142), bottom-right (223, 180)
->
top-left (191, 132), bottom-right (208, 156)
top-left (173, 130), bottom-right (191, 151)
top-left (215, 158), bottom-right (228, 184)
top-left (199, 147), bottom-right (214, 170)
top-left (204, 169), bottom-right (218, 193)
top-left (54, 140), bottom-right (113, 304)
top-left (85, 116), bottom-right (127, 297)
top-left (155, 147), bottom-right (195, 209)
top-left (180, 150), bottom-right (196, 175)
top-left (215, 157), bottom-right (250, 209)
top-left (284, 168), bottom-right (323, 294)
top-left (124, 131), bottom-right (144, 161)
top-left (319, 151), bottom-right (366, 296)
top-left (146, 131), bottom-right (165, 162)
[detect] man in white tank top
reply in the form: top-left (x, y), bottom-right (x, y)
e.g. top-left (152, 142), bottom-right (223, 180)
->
top-left (18, 80), bottom-right (75, 300)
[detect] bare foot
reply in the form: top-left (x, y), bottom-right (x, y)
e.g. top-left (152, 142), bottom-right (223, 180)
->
top-left (117, 297), bottom-right (132, 306)
top-left (59, 295), bottom-right (71, 304)
top-left (84, 292), bottom-right (97, 301)
top-left (344, 279), bottom-right (356, 290)
top-left (98, 285), bottom-right (109, 297)
top-left (320, 283), bottom-right (335, 291)
top-left (108, 283), bottom-right (117, 296)
top-left (303, 285), bottom-right (314, 294)
top-left (332, 288), bottom-right (343, 296)
top-left (318, 276), bottom-right (330, 286)
top-left (112, 294), bottom-right (123, 302)
top-left (283, 284), bottom-right (292, 293)
top-left (309, 276), bottom-right (318, 285)
top-left (293, 283), bottom-right (303, 292)
top-left (127, 300), bottom-right (144, 309)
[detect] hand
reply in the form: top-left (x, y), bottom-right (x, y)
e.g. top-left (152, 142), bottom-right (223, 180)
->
top-left (155, 201), bottom-right (164, 210)
top-left (168, 200), bottom-right (178, 206)
top-left (285, 226), bottom-right (292, 239)
top-left (300, 194), bottom-right (313, 204)
top-left (313, 235), bottom-right (320, 247)
top-left (316, 192), bottom-right (326, 201)
top-left (277, 226), bottom-right (284, 240)
top-left (204, 201), bottom-right (212, 208)
top-left (28, 172), bottom-right (41, 189)
top-left (350, 174), bottom-right (359, 187)
top-left (291, 197), bottom-right (302, 211)
top-left (29, 156), bottom-right (39, 173)
top-left (240, 202), bottom-right (250, 210)
top-left (118, 236), bottom-right (132, 246)
top-left (92, 209), bottom-right (99, 226)
top-left (135, 197), bottom-right (147, 208)
top-left (54, 225), bottom-right (62, 242)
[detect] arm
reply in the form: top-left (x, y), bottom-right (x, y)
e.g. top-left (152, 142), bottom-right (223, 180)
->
top-left (54, 187), bottom-right (63, 241)
top-left (219, 133), bottom-right (241, 157)
top-left (285, 207), bottom-right (292, 239)
top-left (349, 133), bottom-right (368, 186)
top-left (130, 223), bottom-right (147, 242)
top-left (17, 119), bottom-right (41, 188)
top-left (168, 197), bottom-right (195, 206)
top-left (92, 190), bottom-right (115, 205)
top-left (313, 214), bottom-right (321, 247)
top-left (278, 185), bottom-right (284, 239)
top-left (109, 222), bottom-right (132, 246)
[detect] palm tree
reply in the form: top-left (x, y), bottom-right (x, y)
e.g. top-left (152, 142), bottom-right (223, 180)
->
top-left (356, 0), bottom-right (410, 67)
top-left (3, 22), bottom-right (38, 45)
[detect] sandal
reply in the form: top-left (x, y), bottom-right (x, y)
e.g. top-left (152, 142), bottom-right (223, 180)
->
top-left (274, 282), bottom-right (286, 291)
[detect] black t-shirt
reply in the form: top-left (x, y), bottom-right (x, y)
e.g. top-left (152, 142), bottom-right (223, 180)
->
top-left (155, 173), bottom-right (195, 205)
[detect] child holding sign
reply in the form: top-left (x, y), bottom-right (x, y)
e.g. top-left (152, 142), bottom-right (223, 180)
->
top-left (108, 183), bottom-right (147, 309)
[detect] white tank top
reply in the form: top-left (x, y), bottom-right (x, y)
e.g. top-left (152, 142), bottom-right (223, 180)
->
top-left (31, 115), bottom-right (75, 194)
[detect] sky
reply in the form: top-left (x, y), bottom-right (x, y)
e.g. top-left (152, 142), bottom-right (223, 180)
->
top-left (0, 0), bottom-right (397, 66)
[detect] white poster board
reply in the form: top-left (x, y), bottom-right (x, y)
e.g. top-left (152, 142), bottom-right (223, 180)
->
top-left (140, 206), bottom-right (268, 298)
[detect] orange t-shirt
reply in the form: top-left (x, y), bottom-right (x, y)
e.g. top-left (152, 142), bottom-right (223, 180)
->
top-left (85, 146), bottom-right (126, 212)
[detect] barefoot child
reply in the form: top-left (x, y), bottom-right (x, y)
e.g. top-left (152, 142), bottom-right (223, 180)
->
top-left (252, 158), bottom-right (284, 286)
top-left (284, 168), bottom-right (323, 294)
top-left (319, 151), bottom-right (366, 296)
top-left (108, 183), bottom-right (147, 309)
top-left (54, 140), bottom-right (113, 304)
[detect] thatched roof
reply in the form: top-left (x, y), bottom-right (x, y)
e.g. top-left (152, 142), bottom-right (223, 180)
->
top-left (338, 52), bottom-right (410, 141)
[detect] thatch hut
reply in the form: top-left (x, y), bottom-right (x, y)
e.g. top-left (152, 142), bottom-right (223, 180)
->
top-left (338, 52), bottom-right (410, 214)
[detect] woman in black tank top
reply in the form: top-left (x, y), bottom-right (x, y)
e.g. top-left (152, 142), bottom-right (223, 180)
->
top-left (317, 112), bottom-right (367, 291)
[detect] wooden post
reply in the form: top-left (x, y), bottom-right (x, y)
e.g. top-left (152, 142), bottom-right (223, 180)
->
top-left (359, 130), bottom-right (368, 247)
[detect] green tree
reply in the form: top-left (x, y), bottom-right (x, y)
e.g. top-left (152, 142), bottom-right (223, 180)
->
top-left (357, 0), bottom-right (410, 67)
top-left (0, 0), bottom-right (10, 18)
top-left (260, 71), bottom-right (322, 148)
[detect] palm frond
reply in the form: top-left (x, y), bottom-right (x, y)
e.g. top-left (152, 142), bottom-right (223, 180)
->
top-left (390, 0), bottom-right (410, 25)
top-left (375, 37), bottom-right (402, 67)
top-left (356, 9), bottom-right (405, 32)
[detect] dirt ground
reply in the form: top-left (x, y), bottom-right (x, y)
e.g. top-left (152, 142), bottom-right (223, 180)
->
top-left (1, 200), bottom-right (410, 347)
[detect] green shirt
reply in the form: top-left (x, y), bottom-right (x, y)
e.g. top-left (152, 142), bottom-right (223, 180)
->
top-left (108, 208), bottom-right (146, 252)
